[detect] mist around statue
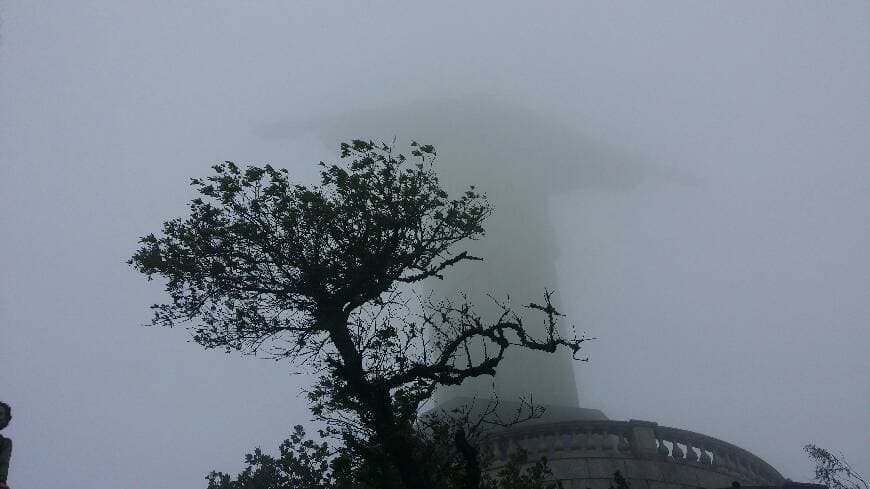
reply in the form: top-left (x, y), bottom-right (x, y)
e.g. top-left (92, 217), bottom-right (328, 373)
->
top-left (2, 3), bottom-right (869, 488)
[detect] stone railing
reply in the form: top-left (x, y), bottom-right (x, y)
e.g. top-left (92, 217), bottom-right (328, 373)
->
top-left (652, 423), bottom-right (784, 486)
top-left (482, 419), bottom-right (785, 486)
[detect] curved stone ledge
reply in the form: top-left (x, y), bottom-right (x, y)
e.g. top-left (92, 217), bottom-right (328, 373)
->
top-left (482, 419), bottom-right (785, 489)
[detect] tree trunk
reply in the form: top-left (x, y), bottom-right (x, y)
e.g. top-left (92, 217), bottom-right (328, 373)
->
top-left (326, 311), bottom-right (431, 489)
top-left (369, 388), bottom-right (431, 489)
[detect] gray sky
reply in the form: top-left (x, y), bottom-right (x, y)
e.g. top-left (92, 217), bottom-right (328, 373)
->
top-left (1, 2), bottom-right (868, 488)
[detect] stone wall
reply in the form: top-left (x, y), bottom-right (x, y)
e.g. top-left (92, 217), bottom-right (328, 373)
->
top-left (482, 419), bottom-right (785, 489)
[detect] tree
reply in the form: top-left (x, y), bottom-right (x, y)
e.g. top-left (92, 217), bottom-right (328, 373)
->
top-left (130, 140), bottom-right (588, 489)
top-left (205, 426), bottom-right (339, 489)
top-left (804, 444), bottom-right (867, 489)
top-left (206, 423), bottom-right (563, 489)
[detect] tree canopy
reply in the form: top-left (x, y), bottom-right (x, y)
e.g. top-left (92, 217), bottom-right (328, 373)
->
top-left (130, 140), bottom-right (587, 489)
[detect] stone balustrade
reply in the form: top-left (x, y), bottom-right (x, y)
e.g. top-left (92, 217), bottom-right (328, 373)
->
top-left (482, 419), bottom-right (785, 487)
top-left (652, 424), bottom-right (784, 485)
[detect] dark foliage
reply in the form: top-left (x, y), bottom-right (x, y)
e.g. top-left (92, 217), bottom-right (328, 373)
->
top-left (206, 423), bottom-right (563, 489)
top-left (206, 426), bottom-right (340, 489)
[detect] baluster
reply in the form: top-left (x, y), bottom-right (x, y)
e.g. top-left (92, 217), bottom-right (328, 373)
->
top-left (685, 444), bottom-right (699, 462)
top-left (671, 441), bottom-right (685, 459)
top-left (553, 432), bottom-right (570, 452)
top-left (617, 433), bottom-right (630, 452)
top-left (563, 431), bottom-right (575, 451)
top-left (584, 430), bottom-right (598, 450)
top-left (657, 438), bottom-right (670, 456)
top-left (699, 447), bottom-right (712, 464)
top-left (570, 429), bottom-right (583, 450)
top-left (602, 430), bottom-right (618, 451)
top-left (552, 431), bottom-right (564, 452)
top-left (544, 433), bottom-right (556, 453)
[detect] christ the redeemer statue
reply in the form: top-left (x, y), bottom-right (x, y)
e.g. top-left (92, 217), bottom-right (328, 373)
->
top-left (261, 92), bottom-right (644, 416)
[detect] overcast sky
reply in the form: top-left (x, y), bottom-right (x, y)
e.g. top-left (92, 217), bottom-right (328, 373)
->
top-left (1, 2), bottom-right (868, 488)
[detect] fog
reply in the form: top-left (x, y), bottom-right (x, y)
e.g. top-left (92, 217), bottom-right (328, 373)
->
top-left (268, 94), bottom-right (655, 408)
top-left (1, 2), bottom-right (868, 488)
